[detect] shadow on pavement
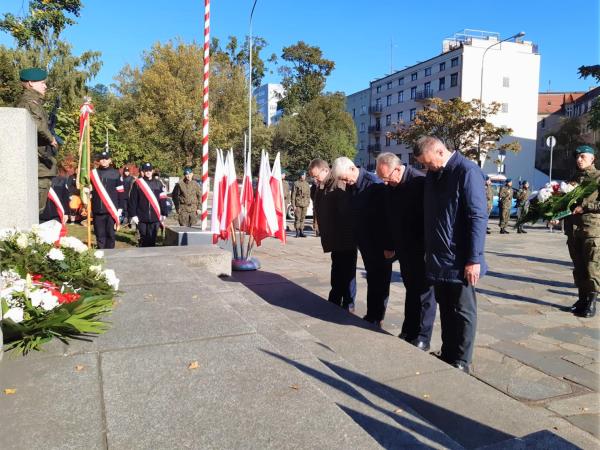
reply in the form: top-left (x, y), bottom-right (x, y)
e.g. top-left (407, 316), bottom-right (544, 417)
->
top-left (477, 287), bottom-right (566, 309)
top-left (487, 251), bottom-right (573, 268)
top-left (486, 270), bottom-right (573, 288)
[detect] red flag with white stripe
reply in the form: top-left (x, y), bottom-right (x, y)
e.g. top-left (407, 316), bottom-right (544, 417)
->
top-left (269, 152), bottom-right (286, 243)
top-left (239, 151), bottom-right (254, 233)
top-left (250, 151), bottom-right (278, 246)
top-left (220, 150), bottom-right (241, 236)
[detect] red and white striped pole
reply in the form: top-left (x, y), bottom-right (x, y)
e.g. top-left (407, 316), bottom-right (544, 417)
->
top-left (201, 0), bottom-right (210, 230)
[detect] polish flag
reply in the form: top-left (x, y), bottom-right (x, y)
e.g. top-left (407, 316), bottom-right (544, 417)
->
top-left (239, 151), bottom-right (254, 233)
top-left (220, 150), bottom-right (241, 236)
top-left (250, 151), bottom-right (279, 246)
top-left (269, 152), bottom-right (286, 243)
top-left (211, 149), bottom-right (226, 243)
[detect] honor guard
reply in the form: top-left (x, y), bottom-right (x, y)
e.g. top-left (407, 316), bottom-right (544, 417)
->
top-left (90, 151), bottom-right (126, 249)
top-left (40, 176), bottom-right (70, 225)
top-left (128, 162), bottom-right (169, 247)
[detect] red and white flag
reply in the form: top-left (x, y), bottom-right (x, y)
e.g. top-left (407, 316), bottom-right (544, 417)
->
top-left (250, 151), bottom-right (279, 246)
top-left (270, 152), bottom-right (286, 244)
top-left (219, 150), bottom-right (241, 236)
top-left (239, 150), bottom-right (254, 233)
top-left (211, 149), bottom-right (226, 243)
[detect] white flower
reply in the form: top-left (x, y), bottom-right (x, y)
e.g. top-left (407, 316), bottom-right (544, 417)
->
top-left (41, 293), bottom-right (59, 311)
top-left (103, 269), bottom-right (120, 291)
top-left (29, 288), bottom-right (59, 310)
top-left (94, 250), bottom-right (105, 259)
top-left (33, 220), bottom-right (62, 244)
top-left (3, 307), bottom-right (24, 323)
top-left (59, 236), bottom-right (88, 253)
top-left (89, 265), bottom-right (102, 274)
top-left (47, 248), bottom-right (65, 261)
top-left (16, 233), bottom-right (29, 249)
top-left (560, 182), bottom-right (576, 194)
top-left (537, 188), bottom-right (552, 203)
top-left (0, 228), bottom-right (17, 241)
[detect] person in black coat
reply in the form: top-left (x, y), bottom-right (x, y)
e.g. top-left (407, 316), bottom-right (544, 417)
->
top-left (39, 175), bottom-right (70, 224)
top-left (376, 152), bottom-right (437, 351)
top-left (128, 162), bottom-right (169, 247)
top-left (309, 159), bottom-right (356, 311)
top-left (331, 156), bottom-right (390, 327)
top-left (90, 150), bottom-right (126, 249)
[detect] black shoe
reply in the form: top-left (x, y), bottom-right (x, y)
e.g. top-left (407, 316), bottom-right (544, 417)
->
top-left (299, 231), bottom-right (307, 238)
top-left (521, 229), bottom-right (527, 234)
top-left (517, 229), bottom-right (522, 234)
top-left (451, 361), bottom-right (470, 374)
top-left (486, 230), bottom-right (491, 234)
top-left (398, 333), bottom-right (409, 341)
top-left (411, 340), bottom-right (430, 352)
top-left (569, 290), bottom-right (586, 312)
top-left (575, 292), bottom-right (597, 318)
top-left (500, 229), bottom-right (509, 234)
top-left (295, 231), bottom-right (299, 238)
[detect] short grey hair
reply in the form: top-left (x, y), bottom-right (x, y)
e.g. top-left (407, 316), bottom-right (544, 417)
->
top-left (414, 136), bottom-right (446, 157)
top-left (376, 152), bottom-right (401, 169)
top-left (331, 156), bottom-right (356, 180)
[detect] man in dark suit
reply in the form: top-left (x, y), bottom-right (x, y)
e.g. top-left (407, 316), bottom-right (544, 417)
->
top-left (376, 152), bottom-right (437, 351)
top-left (415, 136), bottom-right (488, 374)
top-left (331, 157), bottom-right (390, 327)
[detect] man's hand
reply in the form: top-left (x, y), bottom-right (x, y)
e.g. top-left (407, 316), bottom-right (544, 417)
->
top-left (384, 250), bottom-right (395, 259)
top-left (160, 215), bottom-right (166, 223)
top-left (196, 209), bottom-right (201, 216)
top-left (50, 138), bottom-right (58, 148)
top-left (573, 206), bottom-right (584, 215)
top-left (464, 263), bottom-right (481, 286)
top-left (130, 216), bottom-right (139, 226)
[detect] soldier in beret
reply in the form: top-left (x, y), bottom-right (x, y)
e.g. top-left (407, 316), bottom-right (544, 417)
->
top-left (15, 67), bottom-right (58, 215)
top-left (292, 171), bottom-right (311, 237)
top-left (174, 167), bottom-right (202, 227)
top-left (498, 178), bottom-right (513, 234)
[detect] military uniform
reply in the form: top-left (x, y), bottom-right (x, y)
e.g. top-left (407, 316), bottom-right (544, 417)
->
top-left (485, 182), bottom-right (494, 234)
top-left (292, 177), bottom-right (311, 237)
top-left (175, 176), bottom-right (202, 227)
top-left (498, 184), bottom-right (513, 233)
top-left (564, 146), bottom-right (600, 318)
top-left (16, 69), bottom-right (57, 214)
top-left (516, 185), bottom-right (530, 233)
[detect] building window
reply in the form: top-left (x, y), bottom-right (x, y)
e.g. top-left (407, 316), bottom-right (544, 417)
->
top-left (352, 108), bottom-right (356, 118)
top-left (376, 85), bottom-right (381, 93)
top-left (503, 77), bottom-right (510, 87)
top-left (361, 105), bottom-right (367, 114)
top-left (410, 108), bottom-right (416, 121)
top-left (376, 97), bottom-right (381, 107)
top-left (375, 137), bottom-right (380, 145)
top-left (424, 67), bottom-right (431, 76)
top-left (450, 73), bottom-right (458, 87)
top-left (385, 136), bottom-right (391, 147)
top-left (501, 103), bottom-right (509, 113)
top-left (386, 95), bottom-right (392, 106)
top-left (360, 123), bottom-right (365, 132)
top-left (399, 77), bottom-right (404, 86)
top-left (411, 72), bottom-right (417, 81)
top-left (424, 81), bottom-right (431, 94)
top-left (396, 138), bottom-right (402, 145)
top-left (439, 61), bottom-right (446, 72)
top-left (387, 81), bottom-right (392, 90)
top-left (439, 77), bottom-right (445, 91)
top-left (451, 57), bottom-right (459, 67)
top-left (398, 91), bottom-right (404, 103)
top-left (410, 87), bottom-right (417, 99)
top-left (397, 111), bottom-right (403, 122)
top-left (541, 118), bottom-right (546, 129)
top-left (386, 114), bottom-right (392, 126)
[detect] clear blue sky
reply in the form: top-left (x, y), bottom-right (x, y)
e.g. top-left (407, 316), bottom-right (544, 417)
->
top-left (1, 0), bottom-right (599, 94)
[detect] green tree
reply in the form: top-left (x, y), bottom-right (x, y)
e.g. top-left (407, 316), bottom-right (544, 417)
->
top-left (578, 64), bottom-right (600, 131)
top-left (272, 93), bottom-right (356, 173)
top-left (389, 97), bottom-right (520, 165)
top-left (547, 118), bottom-right (588, 180)
top-left (278, 41), bottom-right (335, 114)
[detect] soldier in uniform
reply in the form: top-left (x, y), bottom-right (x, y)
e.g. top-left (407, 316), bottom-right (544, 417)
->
top-left (15, 67), bottom-right (58, 215)
top-left (292, 171), bottom-right (311, 238)
top-left (282, 171), bottom-right (291, 231)
top-left (498, 179), bottom-right (513, 234)
top-left (122, 167), bottom-right (135, 197)
top-left (516, 180), bottom-right (530, 234)
top-left (90, 151), bottom-right (126, 249)
top-left (485, 176), bottom-right (493, 234)
top-left (128, 162), bottom-right (169, 247)
top-left (564, 145), bottom-right (600, 318)
top-left (174, 167), bottom-right (202, 227)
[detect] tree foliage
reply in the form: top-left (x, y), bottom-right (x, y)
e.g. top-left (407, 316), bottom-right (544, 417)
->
top-left (272, 93), bottom-right (356, 173)
top-left (578, 64), bottom-right (600, 131)
top-left (278, 41), bottom-right (334, 114)
top-left (389, 97), bottom-right (520, 164)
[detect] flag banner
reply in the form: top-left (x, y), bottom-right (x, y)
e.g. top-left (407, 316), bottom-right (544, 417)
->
top-left (250, 151), bottom-right (279, 246)
top-left (239, 150), bottom-right (254, 232)
top-left (270, 152), bottom-right (286, 243)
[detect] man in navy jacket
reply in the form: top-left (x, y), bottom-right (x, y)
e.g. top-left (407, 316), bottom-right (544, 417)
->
top-left (377, 152), bottom-right (437, 351)
top-left (331, 157), bottom-right (390, 327)
top-left (415, 136), bottom-right (488, 374)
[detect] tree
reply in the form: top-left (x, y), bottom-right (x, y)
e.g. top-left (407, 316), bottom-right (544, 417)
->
top-left (389, 97), bottom-right (520, 164)
top-left (272, 93), bottom-right (356, 173)
top-left (277, 41), bottom-right (334, 114)
top-left (578, 64), bottom-right (600, 131)
top-left (544, 118), bottom-right (587, 180)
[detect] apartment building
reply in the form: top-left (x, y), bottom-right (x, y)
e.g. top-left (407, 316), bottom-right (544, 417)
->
top-left (345, 88), bottom-right (370, 167)
top-left (347, 29), bottom-right (540, 183)
top-left (254, 83), bottom-right (285, 126)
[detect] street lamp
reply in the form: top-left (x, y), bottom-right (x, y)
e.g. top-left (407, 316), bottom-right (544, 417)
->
top-left (477, 31), bottom-right (525, 167)
top-left (248, 0), bottom-right (258, 168)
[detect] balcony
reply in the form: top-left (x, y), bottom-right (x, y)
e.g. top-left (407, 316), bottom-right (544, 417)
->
top-left (368, 125), bottom-right (381, 134)
top-left (367, 144), bottom-right (381, 154)
top-left (415, 89), bottom-right (435, 102)
top-left (369, 105), bottom-right (383, 115)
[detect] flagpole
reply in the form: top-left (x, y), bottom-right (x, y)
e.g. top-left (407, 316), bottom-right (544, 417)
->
top-left (200, 0), bottom-right (211, 230)
top-left (86, 112), bottom-right (92, 248)
top-left (238, 141), bottom-right (248, 259)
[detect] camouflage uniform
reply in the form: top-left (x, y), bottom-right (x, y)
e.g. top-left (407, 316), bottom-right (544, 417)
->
top-left (516, 187), bottom-right (529, 233)
top-left (564, 165), bottom-right (600, 317)
top-left (16, 89), bottom-right (57, 213)
top-left (485, 184), bottom-right (494, 216)
top-left (292, 179), bottom-right (311, 236)
top-left (175, 178), bottom-right (202, 227)
top-left (498, 185), bottom-right (513, 232)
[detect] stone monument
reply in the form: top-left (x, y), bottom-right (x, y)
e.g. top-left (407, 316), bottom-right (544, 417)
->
top-left (0, 108), bottom-right (38, 229)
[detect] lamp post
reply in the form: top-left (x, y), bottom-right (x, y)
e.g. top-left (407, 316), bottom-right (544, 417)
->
top-left (248, 0), bottom-right (258, 167)
top-left (477, 31), bottom-right (525, 166)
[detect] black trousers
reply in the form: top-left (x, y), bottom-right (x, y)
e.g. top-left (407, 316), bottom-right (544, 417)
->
top-left (359, 245), bottom-right (393, 322)
top-left (398, 251), bottom-right (436, 344)
top-left (434, 281), bottom-right (477, 365)
top-left (328, 249), bottom-right (357, 308)
top-left (93, 213), bottom-right (116, 249)
top-left (138, 221), bottom-right (160, 247)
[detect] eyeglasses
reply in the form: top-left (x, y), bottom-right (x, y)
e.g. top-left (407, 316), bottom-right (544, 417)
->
top-left (379, 167), bottom-right (399, 182)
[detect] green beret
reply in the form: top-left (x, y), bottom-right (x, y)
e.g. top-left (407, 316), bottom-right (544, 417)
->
top-left (575, 145), bottom-right (595, 156)
top-left (19, 67), bottom-right (48, 82)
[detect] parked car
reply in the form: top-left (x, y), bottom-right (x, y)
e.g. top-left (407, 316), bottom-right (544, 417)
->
top-left (286, 199), bottom-right (314, 220)
top-left (488, 177), bottom-right (518, 218)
